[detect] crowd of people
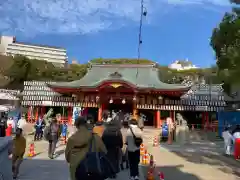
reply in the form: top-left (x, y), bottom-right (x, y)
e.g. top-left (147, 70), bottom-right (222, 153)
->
top-left (1, 110), bottom-right (144, 180)
top-left (65, 111), bottom-right (143, 180)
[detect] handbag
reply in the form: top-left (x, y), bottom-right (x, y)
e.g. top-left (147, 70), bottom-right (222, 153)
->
top-left (75, 133), bottom-right (116, 180)
top-left (129, 127), bottom-right (142, 147)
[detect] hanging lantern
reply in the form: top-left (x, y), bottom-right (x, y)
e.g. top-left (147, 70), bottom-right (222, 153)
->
top-left (122, 99), bottom-right (126, 104)
top-left (109, 98), bottom-right (113, 104)
top-left (133, 96), bottom-right (136, 101)
top-left (96, 96), bottom-right (100, 102)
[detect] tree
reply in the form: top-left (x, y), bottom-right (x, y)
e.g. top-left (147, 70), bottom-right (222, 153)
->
top-left (1, 56), bottom-right (221, 90)
top-left (3, 55), bottom-right (58, 89)
top-left (210, 0), bottom-right (240, 94)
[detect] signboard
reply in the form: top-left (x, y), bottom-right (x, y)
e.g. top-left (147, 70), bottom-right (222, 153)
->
top-left (195, 106), bottom-right (208, 111)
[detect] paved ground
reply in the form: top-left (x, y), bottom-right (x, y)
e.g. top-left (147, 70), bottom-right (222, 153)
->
top-left (17, 126), bottom-right (240, 180)
top-left (142, 128), bottom-right (240, 180)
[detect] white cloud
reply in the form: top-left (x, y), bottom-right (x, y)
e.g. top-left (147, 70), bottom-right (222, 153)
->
top-left (0, 0), bottom-right (231, 36)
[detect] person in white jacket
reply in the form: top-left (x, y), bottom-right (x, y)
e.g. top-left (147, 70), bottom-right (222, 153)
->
top-left (17, 116), bottom-right (27, 130)
top-left (126, 119), bottom-right (143, 180)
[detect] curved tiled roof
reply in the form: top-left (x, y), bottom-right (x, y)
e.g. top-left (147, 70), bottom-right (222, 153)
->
top-left (48, 64), bottom-right (190, 91)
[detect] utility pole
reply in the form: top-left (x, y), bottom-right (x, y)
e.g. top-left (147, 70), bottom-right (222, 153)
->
top-left (136, 0), bottom-right (147, 79)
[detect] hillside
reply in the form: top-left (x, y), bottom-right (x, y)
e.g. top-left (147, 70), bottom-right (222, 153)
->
top-left (0, 55), bottom-right (14, 87)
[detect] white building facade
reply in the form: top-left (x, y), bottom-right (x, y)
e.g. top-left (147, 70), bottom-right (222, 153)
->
top-left (0, 36), bottom-right (67, 66)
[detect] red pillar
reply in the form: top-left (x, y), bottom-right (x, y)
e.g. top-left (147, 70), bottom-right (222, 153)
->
top-left (40, 106), bottom-right (46, 119)
top-left (202, 112), bottom-right (205, 127)
top-left (98, 104), bottom-right (103, 121)
top-left (205, 112), bottom-right (209, 128)
top-left (27, 106), bottom-right (32, 122)
top-left (102, 103), bottom-right (105, 111)
top-left (170, 111), bottom-right (175, 122)
top-left (68, 107), bottom-right (73, 125)
top-left (155, 110), bottom-right (161, 128)
top-left (35, 107), bottom-right (39, 122)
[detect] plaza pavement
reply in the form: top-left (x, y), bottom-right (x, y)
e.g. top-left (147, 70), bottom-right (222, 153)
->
top-left (18, 126), bottom-right (240, 180)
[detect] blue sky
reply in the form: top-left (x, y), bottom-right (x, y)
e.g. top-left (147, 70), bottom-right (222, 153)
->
top-left (0, 0), bottom-right (233, 67)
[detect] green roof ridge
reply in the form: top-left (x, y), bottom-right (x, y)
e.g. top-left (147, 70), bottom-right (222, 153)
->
top-left (48, 65), bottom-right (189, 90)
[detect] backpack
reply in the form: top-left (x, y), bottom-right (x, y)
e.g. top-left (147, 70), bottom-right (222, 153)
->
top-left (130, 127), bottom-right (143, 147)
top-left (75, 133), bottom-right (116, 180)
top-left (43, 125), bottom-right (51, 141)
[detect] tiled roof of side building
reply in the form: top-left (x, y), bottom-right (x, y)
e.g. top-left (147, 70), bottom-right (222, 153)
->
top-left (47, 64), bottom-right (190, 91)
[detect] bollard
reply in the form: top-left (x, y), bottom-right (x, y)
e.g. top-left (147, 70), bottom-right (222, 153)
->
top-left (158, 172), bottom-right (165, 180)
top-left (141, 150), bottom-right (149, 165)
top-left (5, 124), bottom-right (12, 137)
top-left (28, 142), bottom-right (36, 157)
top-left (146, 169), bottom-right (154, 180)
top-left (140, 144), bottom-right (145, 155)
top-left (153, 136), bottom-right (158, 147)
top-left (234, 138), bottom-right (240, 160)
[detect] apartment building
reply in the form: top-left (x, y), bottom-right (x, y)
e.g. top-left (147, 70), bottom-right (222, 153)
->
top-left (0, 36), bottom-right (67, 66)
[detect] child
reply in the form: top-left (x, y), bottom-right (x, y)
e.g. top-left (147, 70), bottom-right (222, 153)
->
top-left (11, 128), bottom-right (26, 179)
top-left (61, 121), bottom-right (68, 144)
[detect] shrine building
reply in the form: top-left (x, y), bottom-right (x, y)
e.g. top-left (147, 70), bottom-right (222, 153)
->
top-left (21, 63), bottom-right (225, 128)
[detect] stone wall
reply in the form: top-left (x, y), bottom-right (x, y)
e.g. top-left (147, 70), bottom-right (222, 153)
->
top-left (0, 136), bottom-right (13, 180)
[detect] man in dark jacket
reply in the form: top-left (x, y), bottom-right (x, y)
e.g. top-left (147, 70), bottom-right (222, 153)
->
top-left (48, 118), bottom-right (61, 159)
top-left (102, 119), bottom-right (123, 178)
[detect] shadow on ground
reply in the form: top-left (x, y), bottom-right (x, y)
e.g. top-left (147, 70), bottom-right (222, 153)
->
top-left (20, 159), bottom-right (69, 180)
top-left (140, 164), bottom-right (201, 180)
top-left (18, 159), bottom-right (201, 180)
top-left (172, 151), bottom-right (240, 177)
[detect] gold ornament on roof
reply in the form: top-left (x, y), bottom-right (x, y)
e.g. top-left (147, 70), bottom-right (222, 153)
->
top-left (110, 83), bottom-right (122, 88)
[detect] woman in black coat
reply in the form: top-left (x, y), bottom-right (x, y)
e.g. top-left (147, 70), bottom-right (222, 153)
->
top-left (102, 118), bottom-right (123, 178)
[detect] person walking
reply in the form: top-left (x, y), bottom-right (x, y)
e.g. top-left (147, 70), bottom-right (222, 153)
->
top-left (47, 118), bottom-right (61, 159)
top-left (126, 119), bottom-right (143, 180)
top-left (0, 115), bottom-right (7, 137)
top-left (102, 118), bottom-right (123, 178)
top-left (10, 128), bottom-right (26, 179)
top-left (17, 115), bottom-right (27, 133)
top-left (65, 116), bottom-right (107, 180)
top-left (61, 121), bottom-right (68, 144)
top-left (34, 117), bottom-right (45, 141)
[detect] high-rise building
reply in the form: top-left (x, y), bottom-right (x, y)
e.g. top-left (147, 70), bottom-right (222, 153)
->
top-left (0, 36), bottom-right (67, 66)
